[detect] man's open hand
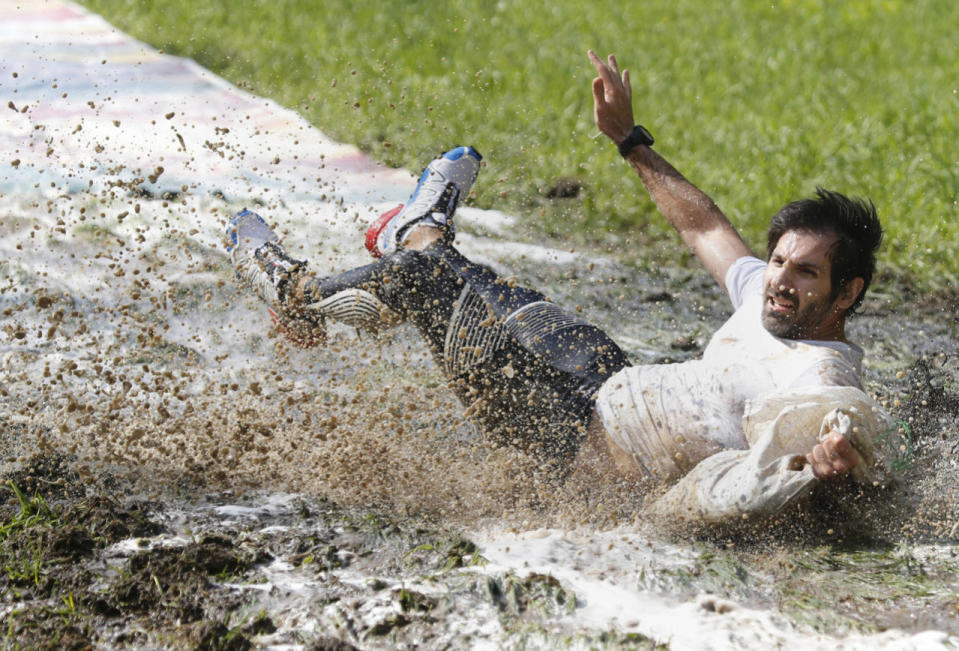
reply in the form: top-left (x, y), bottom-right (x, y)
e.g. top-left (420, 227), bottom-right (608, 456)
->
top-left (807, 431), bottom-right (862, 480)
top-left (588, 50), bottom-right (635, 144)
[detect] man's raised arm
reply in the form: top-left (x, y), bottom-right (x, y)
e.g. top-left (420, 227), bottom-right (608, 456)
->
top-left (588, 50), bottom-right (752, 290)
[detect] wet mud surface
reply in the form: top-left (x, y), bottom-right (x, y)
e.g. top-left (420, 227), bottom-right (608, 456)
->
top-left (1, 3), bottom-right (957, 645)
top-left (1, 229), bottom-right (956, 647)
top-left (1, 453), bottom-right (666, 649)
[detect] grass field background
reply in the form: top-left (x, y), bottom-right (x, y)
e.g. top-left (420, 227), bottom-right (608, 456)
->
top-left (80, 0), bottom-right (959, 289)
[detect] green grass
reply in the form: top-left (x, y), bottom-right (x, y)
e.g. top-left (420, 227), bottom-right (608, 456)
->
top-left (80, 0), bottom-right (959, 288)
top-left (1, 482), bottom-right (58, 590)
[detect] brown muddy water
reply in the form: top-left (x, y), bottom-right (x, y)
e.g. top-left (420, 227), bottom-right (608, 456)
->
top-left (1, 2), bottom-right (957, 646)
top-left (0, 190), bottom-right (957, 649)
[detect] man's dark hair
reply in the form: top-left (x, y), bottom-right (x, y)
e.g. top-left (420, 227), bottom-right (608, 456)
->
top-left (766, 187), bottom-right (882, 315)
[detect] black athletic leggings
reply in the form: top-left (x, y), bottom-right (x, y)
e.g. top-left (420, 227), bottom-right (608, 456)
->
top-left (302, 242), bottom-right (630, 467)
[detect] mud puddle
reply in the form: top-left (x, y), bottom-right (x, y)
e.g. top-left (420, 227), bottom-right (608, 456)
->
top-left (1, 3), bottom-right (957, 644)
top-left (0, 188), bottom-right (957, 648)
top-left (2, 438), bottom-right (957, 649)
top-left (0, 453), bottom-right (663, 649)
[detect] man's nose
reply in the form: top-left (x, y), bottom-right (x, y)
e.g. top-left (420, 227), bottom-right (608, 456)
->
top-left (770, 264), bottom-right (795, 293)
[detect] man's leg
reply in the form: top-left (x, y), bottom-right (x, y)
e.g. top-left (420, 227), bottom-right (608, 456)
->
top-left (299, 230), bottom-right (628, 378)
top-left (291, 231), bottom-right (630, 467)
top-left (232, 217), bottom-right (629, 468)
top-left (227, 144), bottom-right (630, 470)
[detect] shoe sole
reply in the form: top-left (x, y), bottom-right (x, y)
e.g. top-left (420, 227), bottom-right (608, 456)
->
top-left (227, 209), bottom-right (277, 255)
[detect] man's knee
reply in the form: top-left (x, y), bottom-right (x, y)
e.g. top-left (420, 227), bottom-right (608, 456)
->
top-left (504, 301), bottom-right (628, 377)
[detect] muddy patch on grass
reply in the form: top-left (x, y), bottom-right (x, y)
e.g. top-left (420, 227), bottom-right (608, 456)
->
top-left (1, 453), bottom-right (670, 648)
top-left (0, 188), bottom-right (956, 647)
top-left (2, 434), bottom-right (957, 648)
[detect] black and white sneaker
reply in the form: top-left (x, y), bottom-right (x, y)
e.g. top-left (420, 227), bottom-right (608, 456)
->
top-left (225, 209), bottom-right (305, 305)
top-left (365, 146), bottom-right (482, 258)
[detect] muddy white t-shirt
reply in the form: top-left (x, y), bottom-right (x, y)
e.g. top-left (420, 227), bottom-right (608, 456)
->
top-left (595, 256), bottom-right (864, 480)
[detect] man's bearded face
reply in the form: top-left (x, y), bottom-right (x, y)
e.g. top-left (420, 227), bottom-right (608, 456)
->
top-left (762, 230), bottom-right (843, 340)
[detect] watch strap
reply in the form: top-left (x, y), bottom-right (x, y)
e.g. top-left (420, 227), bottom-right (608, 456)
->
top-left (617, 124), bottom-right (654, 157)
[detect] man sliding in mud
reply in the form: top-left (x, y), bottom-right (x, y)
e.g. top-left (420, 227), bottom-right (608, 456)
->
top-left (225, 52), bottom-right (889, 525)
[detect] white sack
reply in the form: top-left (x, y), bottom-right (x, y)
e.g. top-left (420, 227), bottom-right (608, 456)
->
top-left (649, 386), bottom-right (893, 525)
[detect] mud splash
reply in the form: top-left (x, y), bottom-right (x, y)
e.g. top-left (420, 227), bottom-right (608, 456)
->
top-left (0, 1), bottom-right (957, 648)
top-left (1, 203), bottom-right (956, 647)
top-left (3, 439), bottom-right (957, 648)
top-left (0, 454), bottom-right (657, 648)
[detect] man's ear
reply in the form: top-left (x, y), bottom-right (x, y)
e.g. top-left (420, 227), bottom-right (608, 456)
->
top-left (835, 277), bottom-right (865, 311)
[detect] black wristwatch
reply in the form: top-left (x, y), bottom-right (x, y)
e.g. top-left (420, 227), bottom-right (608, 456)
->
top-left (617, 124), bottom-right (654, 157)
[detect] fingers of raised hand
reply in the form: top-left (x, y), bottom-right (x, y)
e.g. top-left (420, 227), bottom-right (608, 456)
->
top-left (588, 50), bottom-right (635, 142)
top-left (608, 53), bottom-right (620, 76)
top-left (591, 76), bottom-right (609, 109)
top-left (588, 50), bottom-right (621, 88)
top-left (587, 49), bottom-right (606, 75)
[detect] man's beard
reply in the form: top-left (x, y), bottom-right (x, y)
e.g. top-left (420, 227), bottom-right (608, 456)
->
top-left (762, 289), bottom-right (832, 340)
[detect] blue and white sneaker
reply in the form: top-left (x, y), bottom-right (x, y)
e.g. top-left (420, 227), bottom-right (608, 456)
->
top-left (225, 209), bottom-right (306, 306)
top-left (365, 146), bottom-right (482, 258)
